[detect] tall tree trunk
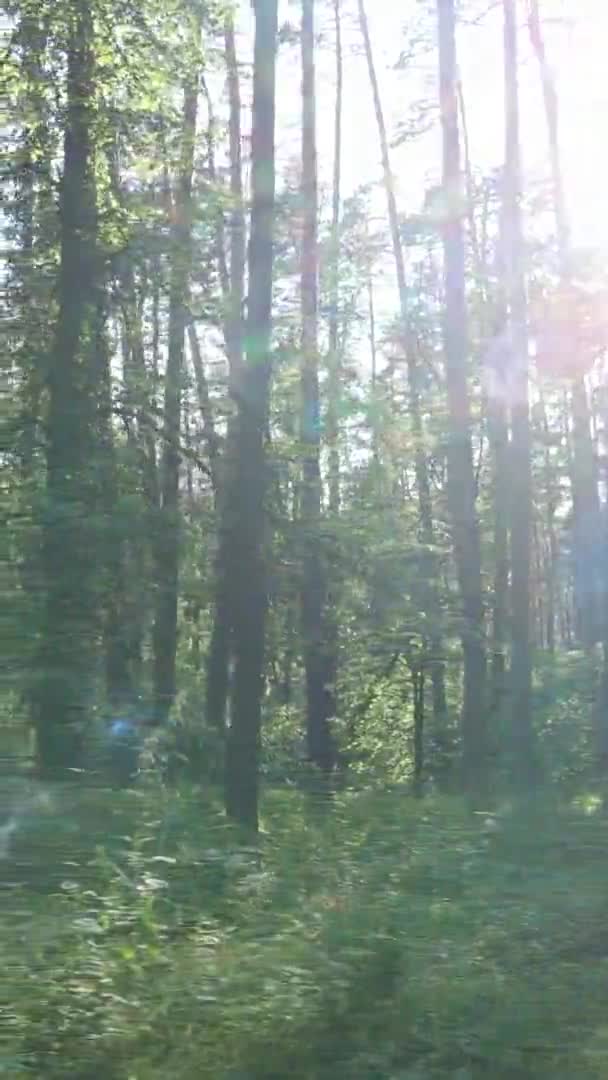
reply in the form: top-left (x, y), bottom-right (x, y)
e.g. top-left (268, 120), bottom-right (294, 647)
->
top-left (92, 295), bottom-right (130, 708)
top-left (538, 388), bottom-right (557, 652)
top-left (486, 239), bottom-right (510, 717)
top-left (326, 0), bottom-right (342, 517)
top-left (224, 0), bottom-right (278, 829)
top-left (34, 1), bottom-right (99, 775)
top-left (299, 0), bottom-right (335, 772)
top-left (460, 66), bottom-right (509, 710)
top-left (224, 18), bottom-right (246, 389)
top-left (120, 257), bottom-right (159, 687)
top-left (359, 0), bottom-right (448, 737)
top-left (205, 18), bottom-right (247, 739)
top-left (152, 43), bottom-right (200, 724)
top-left (13, 10), bottom-right (50, 721)
top-left (437, 0), bottom-right (487, 792)
top-left (368, 270), bottom-right (381, 465)
top-left (320, 0), bottom-right (344, 771)
top-left (488, 378), bottom-right (510, 714)
top-left (503, 0), bottom-right (536, 781)
top-left (527, 0), bottom-right (600, 652)
top-left (412, 665), bottom-right (425, 795)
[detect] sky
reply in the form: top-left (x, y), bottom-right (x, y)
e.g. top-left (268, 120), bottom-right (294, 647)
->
top-left (261, 0), bottom-right (608, 254)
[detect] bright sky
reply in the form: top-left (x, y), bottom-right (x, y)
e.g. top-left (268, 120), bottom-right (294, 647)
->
top-left (265, 0), bottom-right (608, 253)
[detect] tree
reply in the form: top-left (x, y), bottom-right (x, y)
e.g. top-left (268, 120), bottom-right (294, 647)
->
top-left (503, 0), bottom-right (537, 781)
top-left (299, 0), bottom-right (335, 772)
top-left (224, 0), bottom-right (279, 828)
top-left (34, 0), bottom-right (101, 774)
top-left (205, 15), bottom-right (246, 741)
top-left (320, 0), bottom-right (344, 755)
top-left (152, 23), bottom-right (201, 724)
top-left (527, 0), bottom-right (600, 653)
top-left (437, 0), bottom-right (487, 792)
top-left (326, 0), bottom-right (343, 518)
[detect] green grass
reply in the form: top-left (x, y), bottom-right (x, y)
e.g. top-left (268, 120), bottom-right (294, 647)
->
top-left (3, 780), bottom-right (608, 1078)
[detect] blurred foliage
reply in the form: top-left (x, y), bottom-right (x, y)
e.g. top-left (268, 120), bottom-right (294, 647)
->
top-left (4, 785), bottom-right (608, 1077)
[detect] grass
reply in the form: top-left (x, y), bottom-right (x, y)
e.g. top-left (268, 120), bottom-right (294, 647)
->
top-left (3, 778), bottom-right (608, 1077)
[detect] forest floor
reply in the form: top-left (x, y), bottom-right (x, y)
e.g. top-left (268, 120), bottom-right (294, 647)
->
top-left (3, 780), bottom-right (608, 1078)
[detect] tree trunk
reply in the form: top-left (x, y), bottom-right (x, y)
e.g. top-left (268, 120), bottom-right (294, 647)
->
top-left (35, 1), bottom-right (100, 775)
top-left (360, 0), bottom-right (448, 738)
top-left (320, 0), bottom-right (344, 770)
top-left (326, 0), bottom-right (342, 517)
top-left (205, 18), bottom-right (247, 739)
top-left (538, 389), bottom-right (557, 652)
top-left (527, 0), bottom-right (600, 652)
top-left (187, 322), bottom-right (220, 497)
top-left (119, 257), bottom-right (158, 689)
top-left (152, 47), bottom-right (200, 724)
top-left (485, 278), bottom-right (511, 717)
top-left (503, 0), bottom-right (536, 781)
top-left (224, 18), bottom-right (246, 389)
top-left (224, 0), bottom-right (278, 829)
top-left (412, 666), bottom-right (425, 795)
top-left (299, 0), bottom-right (335, 772)
top-left (96, 302), bottom-right (134, 708)
top-left (13, 11), bottom-right (50, 724)
top-left (437, 0), bottom-right (487, 792)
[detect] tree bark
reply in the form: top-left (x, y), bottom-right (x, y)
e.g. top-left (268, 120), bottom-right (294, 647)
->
top-left (437, 0), bottom-right (487, 792)
top-left (326, 0), bottom-right (343, 517)
top-left (299, 0), bottom-right (335, 772)
top-left (224, 18), bottom-right (246, 389)
top-left (152, 44), bottom-right (200, 724)
top-left (503, 0), bottom-right (536, 781)
top-left (205, 18), bottom-right (247, 741)
top-left (538, 388), bottom-right (557, 652)
top-left (527, 0), bottom-right (600, 652)
top-left (224, 0), bottom-right (278, 829)
top-left (35, 1), bottom-right (100, 775)
top-left (95, 301), bottom-right (134, 708)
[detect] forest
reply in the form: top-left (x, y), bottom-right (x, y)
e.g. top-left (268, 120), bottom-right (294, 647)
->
top-left (4, 0), bottom-right (608, 1075)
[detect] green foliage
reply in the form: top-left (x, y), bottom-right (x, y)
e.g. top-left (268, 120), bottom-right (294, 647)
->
top-left (5, 785), bottom-right (608, 1078)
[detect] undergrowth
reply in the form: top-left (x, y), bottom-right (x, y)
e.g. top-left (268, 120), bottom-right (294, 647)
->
top-left (3, 783), bottom-right (608, 1078)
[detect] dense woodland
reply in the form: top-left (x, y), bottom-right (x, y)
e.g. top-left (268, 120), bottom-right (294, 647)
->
top-left (5, 0), bottom-right (608, 1076)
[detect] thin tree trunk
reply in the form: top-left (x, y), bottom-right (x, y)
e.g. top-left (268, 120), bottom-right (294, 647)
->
top-left (205, 19), bottom-right (247, 740)
top-left (224, 18), bottom-right (246, 388)
top-left (360, 0), bottom-right (448, 737)
top-left (201, 74), bottom-right (230, 303)
top-left (94, 298), bottom-right (133, 709)
top-left (187, 322), bottom-right (220, 497)
top-left (320, 0), bottom-right (344, 771)
top-left (368, 271), bottom-right (381, 466)
top-left (526, 0), bottom-right (568, 257)
top-left (412, 665), bottom-right (425, 795)
top-left (224, 0), bottom-right (278, 828)
top-left (456, 78), bottom-right (483, 284)
top-left (527, 0), bottom-right (600, 651)
top-left (299, 0), bottom-right (335, 772)
top-left (35, 1), bottom-right (99, 775)
top-left (437, 0), bottom-right (487, 792)
top-left (503, 0), bottom-right (536, 781)
top-left (486, 282), bottom-right (510, 715)
top-left (326, 0), bottom-right (343, 516)
top-left (538, 389), bottom-right (557, 652)
top-left (152, 44), bottom-right (200, 724)
top-left (14, 11), bottom-right (50, 724)
top-left (116, 262), bottom-right (155, 689)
